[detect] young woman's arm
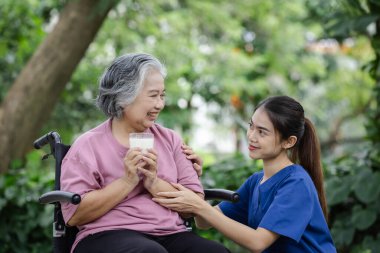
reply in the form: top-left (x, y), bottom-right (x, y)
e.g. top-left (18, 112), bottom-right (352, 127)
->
top-left (196, 201), bottom-right (279, 252)
top-left (154, 183), bottom-right (279, 252)
top-left (193, 205), bottom-right (220, 229)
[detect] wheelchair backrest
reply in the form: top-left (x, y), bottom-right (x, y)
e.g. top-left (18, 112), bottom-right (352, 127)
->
top-left (35, 132), bottom-right (78, 253)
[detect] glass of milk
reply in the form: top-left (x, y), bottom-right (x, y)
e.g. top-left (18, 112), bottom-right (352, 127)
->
top-left (129, 133), bottom-right (154, 151)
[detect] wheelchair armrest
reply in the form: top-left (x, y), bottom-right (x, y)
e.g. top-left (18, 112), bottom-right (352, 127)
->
top-left (204, 189), bottom-right (239, 203)
top-left (39, 189), bottom-right (237, 205)
top-left (39, 190), bottom-right (81, 205)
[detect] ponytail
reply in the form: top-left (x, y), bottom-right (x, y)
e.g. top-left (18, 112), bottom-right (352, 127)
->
top-left (292, 118), bottom-right (328, 221)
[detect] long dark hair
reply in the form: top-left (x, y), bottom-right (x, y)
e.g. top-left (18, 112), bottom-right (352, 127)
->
top-left (255, 96), bottom-right (328, 220)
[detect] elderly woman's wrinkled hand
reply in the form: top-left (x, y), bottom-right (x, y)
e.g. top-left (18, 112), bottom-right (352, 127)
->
top-left (123, 148), bottom-right (144, 185)
top-left (138, 148), bottom-right (158, 190)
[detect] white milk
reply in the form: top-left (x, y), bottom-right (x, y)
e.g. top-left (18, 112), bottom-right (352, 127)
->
top-left (129, 133), bottom-right (154, 150)
top-left (129, 138), bottom-right (154, 150)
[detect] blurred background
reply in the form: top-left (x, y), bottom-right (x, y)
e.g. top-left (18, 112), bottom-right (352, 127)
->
top-left (0, 0), bottom-right (379, 252)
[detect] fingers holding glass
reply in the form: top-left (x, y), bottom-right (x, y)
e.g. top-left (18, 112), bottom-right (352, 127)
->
top-left (123, 148), bottom-right (145, 184)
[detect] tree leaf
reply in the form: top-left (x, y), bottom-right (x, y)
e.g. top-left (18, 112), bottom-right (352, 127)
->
top-left (325, 176), bottom-right (352, 205)
top-left (353, 170), bottom-right (380, 204)
top-left (351, 205), bottom-right (377, 230)
top-left (331, 225), bottom-right (355, 247)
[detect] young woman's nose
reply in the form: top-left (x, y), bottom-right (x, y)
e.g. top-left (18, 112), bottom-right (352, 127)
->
top-left (247, 129), bottom-right (257, 142)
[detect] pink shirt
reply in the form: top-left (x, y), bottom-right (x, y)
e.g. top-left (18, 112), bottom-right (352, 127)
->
top-left (61, 119), bottom-right (203, 251)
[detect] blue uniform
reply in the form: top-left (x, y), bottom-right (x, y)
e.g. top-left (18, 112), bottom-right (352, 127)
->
top-left (219, 164), bottom-right (336, 253)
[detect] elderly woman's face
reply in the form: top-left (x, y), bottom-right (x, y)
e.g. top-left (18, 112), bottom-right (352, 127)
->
top-left (123, 69), bottom-right (165, 131)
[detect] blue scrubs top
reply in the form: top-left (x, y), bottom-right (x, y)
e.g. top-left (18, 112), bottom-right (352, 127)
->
top-left (219, 164), bottom-right (336, 253)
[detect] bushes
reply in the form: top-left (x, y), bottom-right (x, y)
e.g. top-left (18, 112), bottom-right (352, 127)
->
top-left (0, 151), bottom-right (54, 253)
top-left (326, 12), bottom-right (380, 248)
top-left (326, 143), bottom-right (380, 253)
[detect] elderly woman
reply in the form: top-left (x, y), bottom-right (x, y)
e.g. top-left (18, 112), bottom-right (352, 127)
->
top-left (60, 53), bottom-right (230, 253)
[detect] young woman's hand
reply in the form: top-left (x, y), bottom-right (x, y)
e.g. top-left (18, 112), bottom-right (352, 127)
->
top-left (153, 183), bottom-right (207, 214)
top-left (182, 144), bottom-right (203, 177)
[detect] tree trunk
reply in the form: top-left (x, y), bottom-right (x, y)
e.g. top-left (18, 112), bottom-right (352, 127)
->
top-left (0, 0), bottom-right (117, 173)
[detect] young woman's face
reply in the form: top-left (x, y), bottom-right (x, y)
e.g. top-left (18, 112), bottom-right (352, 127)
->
top-left (246, 107), bottom-right (284, 161)
top-left (122, 69), bottom-right (165, 132)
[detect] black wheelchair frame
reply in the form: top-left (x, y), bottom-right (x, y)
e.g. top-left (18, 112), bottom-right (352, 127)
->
top-left (35, 131), bottom-right (239, 253)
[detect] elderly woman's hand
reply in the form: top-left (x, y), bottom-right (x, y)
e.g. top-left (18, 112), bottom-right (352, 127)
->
top-left (138, 148), bottom-right (158, 190)
top-left (123, 148), bottom-right (145, 186)
top-left (182, 144), bottom-right (203, 177)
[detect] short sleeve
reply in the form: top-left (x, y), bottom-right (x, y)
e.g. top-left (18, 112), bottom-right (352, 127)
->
top-left (219, 177), bottom-right (253, 225)
top-left (259, 177), bottom-right (314, 242)
top-left (171, 132), bottom-right (203, 193)
top-left (60, 151), bottom-right (102, 224)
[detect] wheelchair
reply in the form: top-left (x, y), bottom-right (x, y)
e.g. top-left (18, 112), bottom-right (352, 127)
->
top-left (34, 131), bottom-right (240, 253)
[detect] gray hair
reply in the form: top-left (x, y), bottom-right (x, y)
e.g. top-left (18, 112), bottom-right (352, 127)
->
top-left (96, 53), bottom-right (167, 118)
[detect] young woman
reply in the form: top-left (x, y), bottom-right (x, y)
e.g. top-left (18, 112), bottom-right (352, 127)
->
top-left (154, 96), bottom-right (337, 253)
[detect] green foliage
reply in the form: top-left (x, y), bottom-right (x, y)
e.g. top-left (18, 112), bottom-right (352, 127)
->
top-left (325, 146), bottom-right (380, 251)
top-left (41, 0), bottom-right (374, 151)
top-left (316, 1), bottom-right (380, 252)
top-left (201, 153), bottom-right (261, 190)
top-left (0, 150), bottom-right (55, 253)
top-left (1, 0), bottom-right (380, 252)
top-left (0, 0), bottom-right (66, 102)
